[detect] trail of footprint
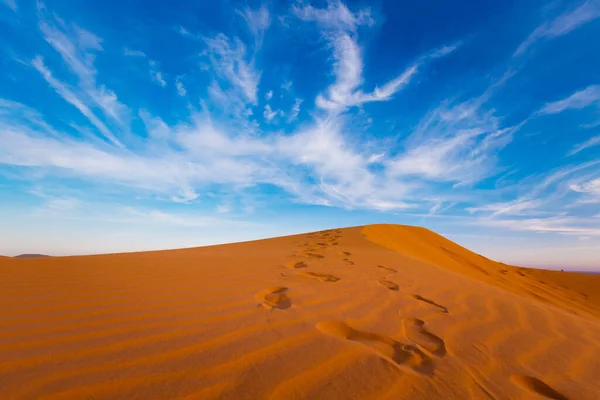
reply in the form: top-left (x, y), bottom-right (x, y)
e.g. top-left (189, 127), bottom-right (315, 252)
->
top-left (378, 278), bottom-right (399, 291)
top-left (377, 265), bottom-right (397, 273)
top-left (510, 375), bottom-right (568, 400)
top-left (316, 321), bottom-right (433, 376)
top-left (401, 318), bottom-right (446, 357)
top-left (255, 287), bottom-right (292, 310)
top-left (298, 271), bottom-right (340, 282)
top-left (410, 294), bottom-right (449, 314)
top-left (285, 260), bottom-right (308, 269)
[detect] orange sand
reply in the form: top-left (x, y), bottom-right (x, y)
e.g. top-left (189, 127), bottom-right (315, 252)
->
top-left (1, 224), bottom-right (599, 399)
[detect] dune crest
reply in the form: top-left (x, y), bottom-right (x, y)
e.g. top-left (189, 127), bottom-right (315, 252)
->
top-left (363, 224), bottom-right (600, 319)
top-left (1, 224), bottom-right (599, 399)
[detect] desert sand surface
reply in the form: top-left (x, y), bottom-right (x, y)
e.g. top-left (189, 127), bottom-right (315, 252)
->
top-left (1, 224), bottom-right (599, 399)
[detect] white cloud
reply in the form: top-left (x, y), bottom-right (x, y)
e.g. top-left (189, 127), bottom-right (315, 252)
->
top-left (175, 76), bottom-right (186, 96)
top-left (569, 135), bottom-right (600, 155)
top-left (538, 85), bottom-right (600, 115)
top-left (149, 60), bottom-right (167, 87)
top-left (177, 26), bottom-right (202, 41)
top-left (31, 56), bottom-right (121, 146)
top-left (205, 33), bottom-right (261, 105)
top-left (288, 98), bottom-right (303, 121)
top-left (237, 5), bottom-right (270, 50)
top-left (464, 161), bottom-right (600, 237)
top-left (296, 1), bottom-right (457, 113)
top-left (570, 177), bottom-right (600, 202)
top-left (367, 153), bottom-right (384, 163)
top-left (478, 216), bottom-right (600, 236)
top-left (38, 7), bottom-right (129, 128)
top-left (282, 80), bottom-right (292, 91)
top-left (515, 0), bottom-right (600, 56)
top-left (292, 0), bottom-right (374, 32)
top-left (265, 90), bottom-right (273, 100)
top-left (354, 64), bottom-right (419, 103)
top-left (467, 198), bottom-right (544, 217)
top-left (0, 97), bottom-right (414, 212)
top-left (139, 109), bottom-right (170, 141)
top-left (386, 98), bottom-right (519, 185)
top-left (124, 48), bottom-right (146, 57)
top-left (314, 33), bottom-right (363, 112)
top-left (263, 104), bottom-right (282, 121)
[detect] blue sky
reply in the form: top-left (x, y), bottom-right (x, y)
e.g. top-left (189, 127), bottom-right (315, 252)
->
top-left (1, 0), bottom-right (599, 269)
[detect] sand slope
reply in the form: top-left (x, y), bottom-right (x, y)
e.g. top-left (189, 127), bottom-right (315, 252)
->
top-left (1, 224), bottom-right (599, 399)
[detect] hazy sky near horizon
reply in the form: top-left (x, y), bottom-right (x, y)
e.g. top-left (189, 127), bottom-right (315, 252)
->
top-left (1, 0), bottom-right (599, 269)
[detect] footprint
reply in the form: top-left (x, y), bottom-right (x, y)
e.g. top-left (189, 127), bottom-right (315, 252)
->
top-left (343, 258), bottom-right (355, 265)
top-left (378, 278), bottom-right (399, 291)
top-left (316, 321), bottom-right (433, 375)
top-left (410, 294), bottom-right (449, 314)
top-left (298, 271), bottom-right (340, 282)
top-left (286, 260), bottom-right (308, 269)
top-left (510, 375), bottom-right (568, 400)
top-left (377, 265), bottom-right (397, 273)
top-left (303, 252), bottom-right (325, 259)
top-left (256, 287), bottom-right (292, 310)
top-left (340, 251), bottom-right (351, 256)
top-left (401, 318), bottom-right (446, 357)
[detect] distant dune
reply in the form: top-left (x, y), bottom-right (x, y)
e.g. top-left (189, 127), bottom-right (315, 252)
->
top-left (1, 224), bottom-right (599, 399)
top-left (13, 254), bottom-right (51, 259)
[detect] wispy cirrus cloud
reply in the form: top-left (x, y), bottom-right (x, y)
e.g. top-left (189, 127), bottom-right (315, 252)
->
top-left (570, 177), bottom-right (600, 202)
top-left (292, 0), bottom-right (374, 32)
top-left (37, 5), bottom-right (128, 127)
top-left (466, 161), bottom-right (600, 238)
top-left (288, 98), bottom-right (303, 121)
top-left (477, 215), bottom-right (600, 236)
top-left (386, 92), bottom-right (521, 186)
top-left (538, 84), bottom-right (600, 115)
top-left (149, 60), bottom-right (166, 87)
top-left (294, 0), bottom-right (458, 113)
top-left (31, 56), bottom-right (121, 145)
top-left (515, 0), bottom-right (600, 56)
top-left (237, 4), bottom-right (271, 50)
top-left (204, 33), bottom-right (261, 105)
top-left (468, 198), bottom-right (545, 217)
top-left (175, 76), bottom-right (186, 96)
top-left (535, 85), bottom-right (600, 156)
top-left (1, 0), bottom-right (17, 11)
top-left (569, 135), bottom-right (600, 155)
top-left (263, 104), bottom-right (282, 121)
top-left (123, 48), bottom-right (146, 57)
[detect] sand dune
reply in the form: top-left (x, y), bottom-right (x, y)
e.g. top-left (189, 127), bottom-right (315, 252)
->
top-left (13, 254), bottom-right (51, 259)
top-left (1, 224), bottom-right (599, 399)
